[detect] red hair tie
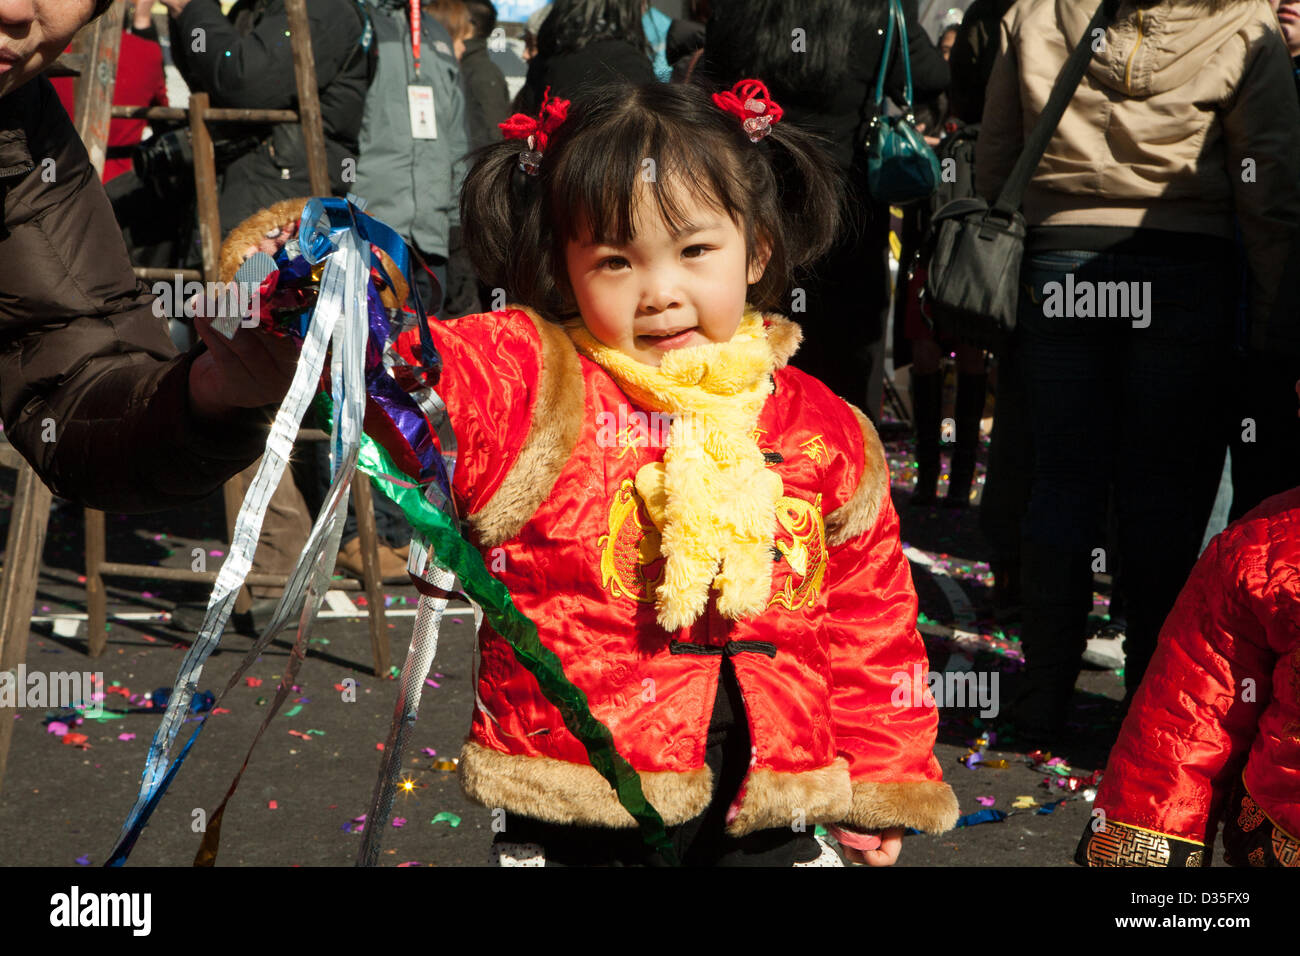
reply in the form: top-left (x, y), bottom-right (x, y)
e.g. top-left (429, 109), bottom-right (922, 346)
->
top-left (711, 79), bottom-right (784, 143)
top-left (499, 87), bottom-right (572, 175)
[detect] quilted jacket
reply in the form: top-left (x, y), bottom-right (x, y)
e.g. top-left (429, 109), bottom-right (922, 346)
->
top-left (394, 307), bottom-right (959, 837)
top-left (0, 76), bottom-right (269, 513)
top-left (1077, 486), bottom-right (1300, 866)
top-left (977, 0), bottom-right (1300, 352)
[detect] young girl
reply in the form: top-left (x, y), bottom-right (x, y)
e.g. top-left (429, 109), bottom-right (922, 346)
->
top-left (396, 79), bottom-right (958, 866)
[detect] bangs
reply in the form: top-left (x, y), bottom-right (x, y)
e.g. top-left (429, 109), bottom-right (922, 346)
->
top-left (460, 80), bottom-right (842, 323)
top-left (545, 91), bottom-right (754, 251)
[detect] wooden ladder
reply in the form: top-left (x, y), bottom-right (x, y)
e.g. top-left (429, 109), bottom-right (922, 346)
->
top-left (1, 0), bottom-right (399, 796)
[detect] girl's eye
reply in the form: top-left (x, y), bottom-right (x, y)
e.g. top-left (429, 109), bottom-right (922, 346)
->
top-left (601, 257), bottom-right (629, 271)
top-left (682, 245), bottom-right (710, 259)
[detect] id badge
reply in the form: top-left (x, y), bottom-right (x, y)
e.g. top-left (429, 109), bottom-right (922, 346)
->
top-left (408, 85), bottom-right (437, 139)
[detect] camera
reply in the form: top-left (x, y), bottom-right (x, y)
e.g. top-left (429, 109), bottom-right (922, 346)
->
top-left (133, 128), bottom-right (263, 200)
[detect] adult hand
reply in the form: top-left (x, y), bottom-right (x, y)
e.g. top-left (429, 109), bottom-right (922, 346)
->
top-left (186, 220), bottom-right (301, 422)
top-left (187, 318), bottom-right (299, 422)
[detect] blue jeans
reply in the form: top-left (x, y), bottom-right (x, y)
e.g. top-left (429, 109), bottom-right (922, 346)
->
top-left (1016, 248), bottom-right (1233, 707)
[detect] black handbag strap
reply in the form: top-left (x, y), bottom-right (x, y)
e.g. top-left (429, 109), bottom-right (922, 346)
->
top-left (993, 0), bottom-right (1119, 216)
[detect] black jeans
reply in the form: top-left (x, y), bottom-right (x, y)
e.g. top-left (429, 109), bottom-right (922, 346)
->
top-left (491, 657), bottom-right (821, 866)
top-left (979, 328), bottom-right (1034, 569)
top-left (1016, 247), bottom-right (1233, 710)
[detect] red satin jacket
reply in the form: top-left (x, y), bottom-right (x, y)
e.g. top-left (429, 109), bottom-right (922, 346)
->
top-left (394, 307), bottom-right (958, 837)
top-left (1079, 486), bottom-right (1300, 866)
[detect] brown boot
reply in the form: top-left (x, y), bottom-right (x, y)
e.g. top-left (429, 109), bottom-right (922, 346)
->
top-left (335, 537), bottom-right (410, 581)
top-left (334, 537), bottom-right (367, 578)
top-left (376, 544), bottom-right (410, 581)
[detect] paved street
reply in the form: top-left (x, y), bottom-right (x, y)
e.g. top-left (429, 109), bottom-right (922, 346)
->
top-left (0, 424), bottom-right (1131, 867)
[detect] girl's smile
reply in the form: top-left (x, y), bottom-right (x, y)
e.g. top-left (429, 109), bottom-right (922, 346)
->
top-left (564, 181), bottom-right (771, 366)
top-left (636, 327), bottom-right (701, 350)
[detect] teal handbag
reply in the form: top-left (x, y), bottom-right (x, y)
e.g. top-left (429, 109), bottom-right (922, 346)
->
top-left (865, 0), bottom-right (941, 205)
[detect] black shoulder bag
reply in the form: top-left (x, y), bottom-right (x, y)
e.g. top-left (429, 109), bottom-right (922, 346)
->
top-left (922, 0), bottom-right (1117, 349)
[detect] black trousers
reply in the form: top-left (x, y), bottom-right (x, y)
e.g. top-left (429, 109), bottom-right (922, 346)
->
top-left (491, 657), bottom-right (823, 866)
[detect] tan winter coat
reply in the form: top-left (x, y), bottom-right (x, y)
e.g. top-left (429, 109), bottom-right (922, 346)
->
top-left (976, 0), bottom-right (1300, 347)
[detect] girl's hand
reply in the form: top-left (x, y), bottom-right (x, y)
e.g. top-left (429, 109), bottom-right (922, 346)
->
top-left (840, 827), bottom-right (904, 866)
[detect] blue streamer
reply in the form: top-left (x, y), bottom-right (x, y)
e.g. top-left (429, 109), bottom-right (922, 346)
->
top-left (106, 195), bottom-right (435, 866)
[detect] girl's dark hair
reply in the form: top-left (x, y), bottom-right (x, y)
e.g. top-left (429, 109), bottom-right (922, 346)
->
top-left (541, 0), bottom-right (649, 58)
top-left (704, 0), bottom-right (885, 94)
top-left (462, 81), bottom-right (845, 322)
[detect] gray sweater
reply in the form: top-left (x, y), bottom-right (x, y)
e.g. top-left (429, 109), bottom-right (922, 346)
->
top-left (356, 0), bottom-right (468, 258)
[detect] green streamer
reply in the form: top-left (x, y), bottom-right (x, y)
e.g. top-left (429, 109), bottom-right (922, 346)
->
top-left (329, 396), bottom-right (676, 864)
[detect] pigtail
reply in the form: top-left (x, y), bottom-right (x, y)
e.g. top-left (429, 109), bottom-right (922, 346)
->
top-left (735, 116), bottom-right (847, 313)
top-left (459, 140), bottom-right (538, 300)
top-left (759, 121), bottom-right (847, 271)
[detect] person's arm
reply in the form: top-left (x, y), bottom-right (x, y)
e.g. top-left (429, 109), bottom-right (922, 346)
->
top-left (466, 58), bottom-right (511, 148)
top-left (161, 0), bottom-right (361, 109)
top-left (973, 13), bottom-right (1022, 202)
top-left (948, 0), bottom-right (992, 122)
top-left (0, 79), bottom-right (273, 513)
top-left (820, 404), bottom-right (959, 855)
top-left (1076, 524), bottom-right (1276, 866)
top-left (1223, 23), bottom-right (1300, 356)
top-left (444, 54), bottom-right (469, 231)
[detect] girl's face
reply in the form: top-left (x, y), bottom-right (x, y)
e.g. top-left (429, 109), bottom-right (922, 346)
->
top-left (564, 182), bottom-right (770, 367)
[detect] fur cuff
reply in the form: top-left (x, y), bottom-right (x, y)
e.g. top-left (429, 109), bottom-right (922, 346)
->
top-left (842, 779), bottom-right (960, 834)
top-left (725, 759), bottom-right (852, 837)
top-left (459, 739), bottom-right (713, 828)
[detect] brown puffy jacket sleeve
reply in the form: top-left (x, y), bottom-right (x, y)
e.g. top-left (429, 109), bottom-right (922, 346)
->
top-left (0, 76), bottom-right (269, 513)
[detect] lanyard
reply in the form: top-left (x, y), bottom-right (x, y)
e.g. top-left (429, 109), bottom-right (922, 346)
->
top-left (410, 0), bottom-right (421, 74)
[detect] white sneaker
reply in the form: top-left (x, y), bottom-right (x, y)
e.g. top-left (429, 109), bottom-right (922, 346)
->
top-left (1082, 623), bottom-right (1126, 670)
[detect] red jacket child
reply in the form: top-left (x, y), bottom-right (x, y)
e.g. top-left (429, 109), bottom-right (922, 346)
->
top-left (1077, 486), bottom-right (1300, 867)
top-left (394, 305), bottom-right (959, 839)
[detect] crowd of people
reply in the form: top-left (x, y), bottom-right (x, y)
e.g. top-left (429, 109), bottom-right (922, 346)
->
top-left (1, 0), bottom-right (1298, 868)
